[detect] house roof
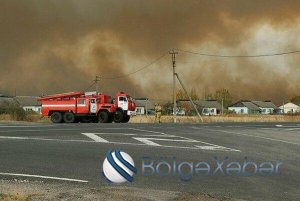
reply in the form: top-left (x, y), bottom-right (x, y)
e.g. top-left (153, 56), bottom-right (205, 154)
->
top-left (279, 102), bottom-right (300, 109)
top-left (14, 96), bottom-right (41, 107)
top-left (229, 100), bottom-right (278, 110)
top-left (229, 101), bottom-right (260, 111)
top-left (134, 98), bottom-right (155, 110)
top-left (178, 100), bottom-right (222, 110)
top-left (252, 101), bottom-right (278, 109)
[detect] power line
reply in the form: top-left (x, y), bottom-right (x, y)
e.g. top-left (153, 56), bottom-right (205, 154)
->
top-left (83, 81), bottom-right (96, 91)
top-left (97, 53), bottom-right (167, 80)
top-left (82, 53), bottom-right (167, 91)
top-left (178, 49), bottom-right (300, 58)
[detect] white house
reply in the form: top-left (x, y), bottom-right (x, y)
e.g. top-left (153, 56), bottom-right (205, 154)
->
top-left (251, 101), bottom-right (278, 114)
top-left (279, 102), bottom-right (300, 114)
top-left (14, 96), bottom-right (41, 113)
top-left (177, 100), bottom-right (222, 116)
top-left (228, 101), bottom-right (260, 114)
top-left (228, 100), bottom-right (278, 114)
top-left (134, 98), bottom-right (155, 115)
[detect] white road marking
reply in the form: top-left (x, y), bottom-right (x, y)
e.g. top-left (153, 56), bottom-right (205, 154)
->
top-left (83, 133), bottom-right (176, 137)
top-left (195, 145), bottom-right (236, 151)
top-left (130, 128), bottom-right (167, 135)
top-left (0, 172), bottom-right (88, 183)
top-left (81, 133), bottom-right (109, 143)
top-left (141, 137), bottom-right (197, 142)
top-left (192, 127), bottom-right (300, 146)
top-left (0, 126), bottom-right (240, 152)
top-left (0, 128), bottom-right (120, 133)
top-left (276, 124), bottom-right (300, 128)
top-left (0, 135), bottom-right (240, 151)
top-left (0, 125), bottom-right (55, 128)
top-left (84, 133), bottom-right (137, 136)
top-left (133, 138), bottom-right (161, 146)
top-left (79, 131), bottom-right (240, 152)
top-left (287, 128), bottom-right (300, 131)
top-left (0, 136), bottom-right (92, 143)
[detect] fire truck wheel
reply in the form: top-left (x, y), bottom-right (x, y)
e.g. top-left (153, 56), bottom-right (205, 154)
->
top-left (122, 115), bottom-right (130, 123)
top-left (63, 112), bottom-right (75, 123)
top-left (113, 110), bottom-right (124, 123)
top-left (107, 115), bottom-right (113, 123)
top-left (51, 112), bottom-right (63, 123)
top-left (98, 111), bottom-right (109, 123)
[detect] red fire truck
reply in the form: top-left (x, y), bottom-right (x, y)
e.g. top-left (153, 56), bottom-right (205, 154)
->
top-left (37, 91), bottom-right (136, 123)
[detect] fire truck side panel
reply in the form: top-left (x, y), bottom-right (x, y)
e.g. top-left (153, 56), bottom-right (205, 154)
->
top-left (76, 98), bottom-right (90, 114)
top-left (41, 99), bottom-right (77, 116)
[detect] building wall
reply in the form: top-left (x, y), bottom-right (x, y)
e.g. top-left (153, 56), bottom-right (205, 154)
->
top-left (260, 108), bottom-right (275, 114)
top-left (202, 108), bottom-right (217, 115)
top-left (135, 107), bottom-right (145, 115)
top-left (279, 103), bottom-right (300, 114)
top-left (23, 106), bottom-right (41, 113)
top-left (228, 107), bottom-right (249, 114)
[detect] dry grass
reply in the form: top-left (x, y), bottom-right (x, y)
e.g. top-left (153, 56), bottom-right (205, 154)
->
top-left (1, 114), bottom-right (300, 124)
top-left (0, 193), bottom-right (36, 201)
top-left (0, 114), bottom-right (49, 123)
top-left (130, 114), bottom-right (300, 123)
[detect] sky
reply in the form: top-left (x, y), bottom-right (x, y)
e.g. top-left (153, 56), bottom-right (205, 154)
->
top-left (0, 0), bottom-right (300, 103)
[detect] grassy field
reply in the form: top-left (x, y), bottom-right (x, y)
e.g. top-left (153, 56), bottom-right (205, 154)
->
top-left (1, 114), bottom-right (299, 123)
top-left (130, 114), bottom-right (300, 123)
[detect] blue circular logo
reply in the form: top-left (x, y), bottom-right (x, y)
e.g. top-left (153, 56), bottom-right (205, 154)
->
top-left (102, 149), bottom-right (137, 183)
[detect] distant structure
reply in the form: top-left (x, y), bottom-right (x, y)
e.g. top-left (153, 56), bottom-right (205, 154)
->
top-left (279, 102), bottom-right (300, 114)
top-left (14, 96), bottom-right (41, 113)
top-left (177, 99), bottom-right (222, 116)
top-left (228, 100), bottom-right (278, 114)
top-left (134, 98), bottom-right (155, 115)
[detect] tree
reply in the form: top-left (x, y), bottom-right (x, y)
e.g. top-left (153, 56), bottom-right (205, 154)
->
top-left (290, 96), bottom-right (300, 104)
top-left (162, 102), bottom-right (173, 115)
top-left (190, 88), bottom-right (199, 101)
top-left (176, 88), bottom-right (199, 101)
top-left (214, 88), bottom-right (233, 108)
top-left (176, 89), bottom-right (187, 100)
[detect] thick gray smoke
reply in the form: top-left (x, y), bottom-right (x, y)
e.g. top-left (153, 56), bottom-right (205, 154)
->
top-left (0, 0), bottom-right (300, 103)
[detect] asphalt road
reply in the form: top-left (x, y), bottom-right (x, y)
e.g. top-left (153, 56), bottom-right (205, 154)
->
top-left (0, 122), bottom-right (299, 201)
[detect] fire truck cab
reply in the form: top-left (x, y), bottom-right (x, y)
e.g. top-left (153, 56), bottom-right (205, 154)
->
top-left (37, 91), bottom-right (136, 123)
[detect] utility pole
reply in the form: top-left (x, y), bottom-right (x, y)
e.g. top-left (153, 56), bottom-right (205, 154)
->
top-left (221, 99), bottom-right (224, 115)
top-left (170, 49), bottom-right (178, 123)
top-left (145, 98), bottom-right (148, 116)
top-left (94, 76), bottom-right (100, 94)
top-left (175, 73), bottom-right (203, 123)
top-left (282, 99), bottom-right (285, 115)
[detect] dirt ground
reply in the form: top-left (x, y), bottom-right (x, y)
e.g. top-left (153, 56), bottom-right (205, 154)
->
top-left (0, 179), bottom-right (245, 201)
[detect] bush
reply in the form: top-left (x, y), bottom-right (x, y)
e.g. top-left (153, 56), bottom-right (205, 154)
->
top-left (0, 100), bottom-right (26, 121)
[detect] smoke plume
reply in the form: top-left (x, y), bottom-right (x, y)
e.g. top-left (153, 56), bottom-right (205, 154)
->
top-left (1, 0), bottom-right (300, 104)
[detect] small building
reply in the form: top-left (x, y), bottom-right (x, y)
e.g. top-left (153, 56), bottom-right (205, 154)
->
top-left (134, 98), bottom-right (155, 115)
top-left (14, 96), bottom-right (41, 113)
top-left (177, 100), bottom-right (222, 116)
top-left (251, 100), bottom-right (279, 114)
top-left (228, 100), bottom-right (278, 114)
top-left (228, 100), bottom-right (260, 114)
top-left (279, 102), bottom-right (300, 114)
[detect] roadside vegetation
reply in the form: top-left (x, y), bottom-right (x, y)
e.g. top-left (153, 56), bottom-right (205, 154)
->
top-left (0, 193), bottom-right (31, 201)
top-left (0, 100), bottom-right (26, 121)
top-left (131, 114), bottom-right (300, 123)
top-left (0, 100), bottom-right (46, 123)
